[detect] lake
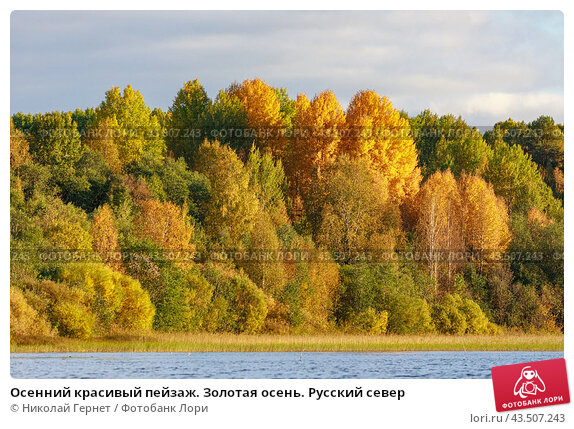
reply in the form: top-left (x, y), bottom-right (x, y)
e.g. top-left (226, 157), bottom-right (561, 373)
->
top-left (10, 351), bottom-right (563, 379)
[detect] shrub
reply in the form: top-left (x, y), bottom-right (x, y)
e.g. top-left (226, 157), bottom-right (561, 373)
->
top-left (59, 263), bottom-right (123, 328)
top-left (52, 301), bottom-right (95, 339)
top-left (204, 296), bottom-right (229, 333)
top-left (235, 275), bottom-right (268, 333)
top-left (184, 269), bottom-right (214, 332)
top-left (336, 263), bottom-right (435, 334)
top-left (415, 299), bottom-right (436, 334)
top-left (459, 297), bottom-right (491, 334)
top-left (10, 287), bottom-right (55, 340)
top-left (204, 264), bottom-right (268, 333)
top-left (58, 263), bottom-right (154, 333)
top-left (431, 294), bottom-right (467, 335)
top-left (351, 308), bottom-right (388, 334)
top-left (431, 294), bottom-right (498, 334)
top-left (115, 275), bottom-right (155, 331)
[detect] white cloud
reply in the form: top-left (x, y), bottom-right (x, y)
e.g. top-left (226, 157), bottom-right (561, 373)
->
top-left (10, 10), bottom-right (563, 125)
top-left (460, 92), bottom-right (564, 123)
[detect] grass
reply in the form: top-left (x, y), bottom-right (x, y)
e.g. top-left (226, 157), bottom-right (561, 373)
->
top-left (11, 332), bottom-right (563, 353)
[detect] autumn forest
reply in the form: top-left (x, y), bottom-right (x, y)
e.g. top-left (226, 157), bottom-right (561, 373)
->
top-left (10, 78), bottom-right (564, 342)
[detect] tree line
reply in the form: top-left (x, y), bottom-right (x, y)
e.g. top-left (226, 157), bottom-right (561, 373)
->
top-left (10, 79), bottom-right (564, 341)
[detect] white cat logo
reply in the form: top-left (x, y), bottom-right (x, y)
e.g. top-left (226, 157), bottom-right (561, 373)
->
top-left (514, 366), bottom-right (546, 398)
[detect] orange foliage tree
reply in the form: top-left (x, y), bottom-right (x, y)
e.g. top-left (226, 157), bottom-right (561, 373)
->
top-left (228, 78), bottom-right (285, 157)
top-left (286, 91), bottom-right (345, 201)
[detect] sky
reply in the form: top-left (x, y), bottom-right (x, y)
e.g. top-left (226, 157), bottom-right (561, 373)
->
top-left (10, 10), bottom-right (564, 126)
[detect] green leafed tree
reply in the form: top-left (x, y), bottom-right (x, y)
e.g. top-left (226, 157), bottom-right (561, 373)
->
top-left (96, 85), bottom-right (165, 168)
top-left (483, 139), bottom-right (561, 218)
top-left (485, 116), bottom-right (563, 198)
top-left (203, 89), bottom-right (249, 155)
top-left (27, 112), bottom-right (83, 168)
top-left (193, 140), bottom-right (259, 247)
top-left (167, 79), bottom-right (211, 163)
top-left (246, 146), bottom-right (289, 224)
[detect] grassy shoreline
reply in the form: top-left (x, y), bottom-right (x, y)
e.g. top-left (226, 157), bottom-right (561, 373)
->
top-left (11, 333), bottom-right (563, 353)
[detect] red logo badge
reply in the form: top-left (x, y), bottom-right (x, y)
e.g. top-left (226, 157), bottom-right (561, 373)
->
top-left (491, 358), bottom-right (570, 412)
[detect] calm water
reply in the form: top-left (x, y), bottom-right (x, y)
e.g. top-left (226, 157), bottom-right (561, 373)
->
top-left (10, 351), bottom-right (563, 379)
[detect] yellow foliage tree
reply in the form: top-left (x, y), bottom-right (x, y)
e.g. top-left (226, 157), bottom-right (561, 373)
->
top-left (302, 247), bottom-right (340, 330)
top-left (10, 118), bottom-right (31, 171)
top-left (52, 301), bottom-right (95, 339)
top-left (135, 199), bottom-right (195, 265)
top-left (342, 90), bottom-right (420, 203)
top-left (85, 116), bottom-right (122, 173)
top-left (48, 221), bottom-right (93, 252)
top-left (285, 94), bottom-right (311, 201)
top-left (239, 210), bottom-right (287, 297)
top-left (95, 85), bottom-right (164, 167)
top-left (315, 156), bottom-right (397, 259)
top-left (415, 169), bottom-right (464, 289)
top-left (91, 204), bottom-right (123, 272)
top-left (459, 173), bottom-right (511, 271)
